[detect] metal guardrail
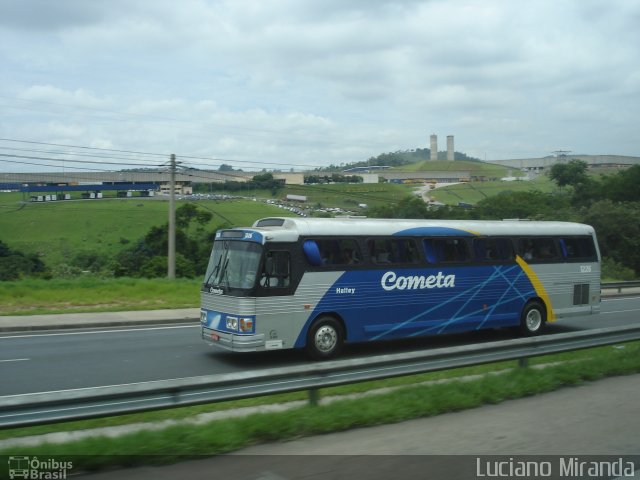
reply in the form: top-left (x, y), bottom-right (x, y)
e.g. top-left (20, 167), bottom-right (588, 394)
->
top-left (2, 324), bottom-right (640, 429)
top-left (602, 280), bottom-right (640, 293)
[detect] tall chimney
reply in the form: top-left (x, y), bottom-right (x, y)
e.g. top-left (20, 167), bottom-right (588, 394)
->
top-left (447, 135), bottom-right (454, 161)
top-left (430, 134), bottom-right (437, 161)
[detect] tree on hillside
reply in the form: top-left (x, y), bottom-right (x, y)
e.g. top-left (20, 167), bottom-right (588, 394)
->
top-left (218, 164), bottom-right (237, 172)
top-left (559, 164), bottom-right (640, 207)
top-left (0, 240), bottom-right (49, 280)
top-left (251, 172), bottom-right (284, 194)
top-left (368, 196), bottom-right (430, 218)
top-left (473, 191), bottom-right (571, 220)
top-left (580, 200), bottom-right (640, 276)
top-left (549, 159), bottom-right (589, 188)
top-left (599, 165), bottom-right (640, 203)
top-left (113, 204), bottom-right (217, 278)
top-left (175, 202), bottom-right (213, 229)
top-left (367, 196), bottom-right (469, 220)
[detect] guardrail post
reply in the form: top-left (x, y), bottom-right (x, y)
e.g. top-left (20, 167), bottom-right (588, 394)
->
top-left (518, 357), bottom-right (529, 368)
top-left (309, 388), bottom-right (320, 406)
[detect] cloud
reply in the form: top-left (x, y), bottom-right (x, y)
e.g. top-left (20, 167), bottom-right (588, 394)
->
top-left (18, 85), bottom-right (111, 109)
top-left (0, 0), bottom-right (152, 32)
top-left (0, 0), bottom-right (639, 171)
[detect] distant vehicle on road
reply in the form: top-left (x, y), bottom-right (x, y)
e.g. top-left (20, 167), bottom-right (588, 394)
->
top-left (200, 217), bottom-right (601, 359)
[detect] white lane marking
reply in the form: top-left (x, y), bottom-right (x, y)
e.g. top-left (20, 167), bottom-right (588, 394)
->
top-left (596, 298), bottom-right (640, 315)
top-left (0, 358), bottom-right (30, 363)
top-left (0, 324), bottom-right (199, 340)
top-left (601, 309), bottom-right (640, 315)
top-left (3, 373), bottom-right (216, 397)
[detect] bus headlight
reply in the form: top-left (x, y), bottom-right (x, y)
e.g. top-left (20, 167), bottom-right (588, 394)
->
top-left (200, 310), bottom-right (207, 324)
top-left (239, 317), bottom-right (254, 332)
top-left (226, 316), bottom-right (238, 331)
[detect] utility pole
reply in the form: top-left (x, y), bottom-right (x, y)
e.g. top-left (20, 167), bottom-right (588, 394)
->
top-left (168, 153), bottom-right (176, 279)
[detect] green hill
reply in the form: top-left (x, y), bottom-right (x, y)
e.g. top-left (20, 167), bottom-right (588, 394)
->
top-left (428, 175), bottom-right (556, 205)
top-left (389, 160), bottom-right (513, 178)
top-left (0, 194), bottom-right (290, 270)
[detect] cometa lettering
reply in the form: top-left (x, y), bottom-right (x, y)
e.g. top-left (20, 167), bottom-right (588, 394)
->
top-left (381, 271), bottom-right (455, 291)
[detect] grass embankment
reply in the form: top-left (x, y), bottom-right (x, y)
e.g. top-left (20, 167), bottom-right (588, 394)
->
top-left (0, 277), bottom-right (200, 315)
top-left (430, 176), bottom-right (556, 205)
top-left (393, 160), bottom-right (513, 178)
top-left (0, 193), bottom-right (289, 268)
top-left (1, 342), bottom-right (638, 472)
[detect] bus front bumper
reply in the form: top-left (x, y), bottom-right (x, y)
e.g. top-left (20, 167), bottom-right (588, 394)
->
top-left (202, 326), bottom-right (266, 352)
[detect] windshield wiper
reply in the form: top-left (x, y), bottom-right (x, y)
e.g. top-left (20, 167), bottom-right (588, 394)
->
top-left (219, 257), bottom-right (230, 288)
top-left (204, 241), bottom-right (229, 287)
top-left (204, 254), bottom-right (223, 287)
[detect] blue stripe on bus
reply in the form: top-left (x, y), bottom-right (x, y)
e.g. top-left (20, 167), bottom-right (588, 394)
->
top-left (294, 263), bottom-right (535, 348)
top-left (393, 227), bottom-right (477, 237)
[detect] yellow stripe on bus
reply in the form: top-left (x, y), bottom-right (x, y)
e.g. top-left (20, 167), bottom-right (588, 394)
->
top-left (515, 255), bottom-right (556, 322)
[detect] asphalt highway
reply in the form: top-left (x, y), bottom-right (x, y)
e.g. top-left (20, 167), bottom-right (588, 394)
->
top-left (1, 296), bottom-right (639, 396)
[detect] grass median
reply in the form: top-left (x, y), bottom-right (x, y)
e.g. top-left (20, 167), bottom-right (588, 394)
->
top-left (0, 277), bottom-right (200, 315)
top-left (1, 342), bottom-right (639, 473)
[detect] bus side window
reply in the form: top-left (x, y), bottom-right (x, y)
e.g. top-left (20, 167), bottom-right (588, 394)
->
top-left (423, 239), bottom-right (438, 263)
top-left (305, 239), bottom-right (361, 267)
top-left (261, 251), bottom-right (290, 288)
top-left (367, 239), bottom-right (391, 264)
top-left (338, 239), bottom-right (361, 265)
top-left (560, 237), bottom-right (597, 261)
top-left (423, 238), bottom-right (469, 263)
top-left (389, 239), bottom-right (419, 264)
top-left (519, 239), bottom-right (535, 260)
top-left (473, 238), bottom-right (514, 262)
top-left (518, 238), bottom-right (559, 262)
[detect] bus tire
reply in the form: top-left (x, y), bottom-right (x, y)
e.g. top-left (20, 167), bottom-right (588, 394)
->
top-left (520, 300), bottom-right (546, 336)
top-left (306, 316), bottom-right (344, 360)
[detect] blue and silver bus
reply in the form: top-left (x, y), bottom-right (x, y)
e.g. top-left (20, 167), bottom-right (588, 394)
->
top-left (201, 217), bottom-right (600, 359)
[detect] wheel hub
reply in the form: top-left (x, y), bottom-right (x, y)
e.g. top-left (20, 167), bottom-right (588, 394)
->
top-left (315, 325), bottom-right (337, 352)
top-left (526, 309), bottom-right (542, 331)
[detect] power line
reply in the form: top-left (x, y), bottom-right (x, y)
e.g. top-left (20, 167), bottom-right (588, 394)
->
top-left (0, 138), bottom-right (168, 159)
top-left (0, 157), bottom-right (116, 172)
top-left (0, 153), bottom-right (163, 168)
top-left (0, 137), bottom-right (324, 170)
top-left (177, 153), bottom-right (316, 170)
top-left (0, 145), bottom-right (169, 165)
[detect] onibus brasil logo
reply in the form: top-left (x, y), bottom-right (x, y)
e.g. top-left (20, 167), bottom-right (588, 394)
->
top-left (7, 456), bottom-right (73, 480)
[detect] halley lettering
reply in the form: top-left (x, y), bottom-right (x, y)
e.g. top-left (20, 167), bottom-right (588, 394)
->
top-left (381, 271), bottom-right (455, 291)
top-left (335, 287), bottom-right (356, 294)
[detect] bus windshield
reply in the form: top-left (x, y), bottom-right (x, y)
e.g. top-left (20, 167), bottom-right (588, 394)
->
top-left (203, 240), bottom-right (262, 290)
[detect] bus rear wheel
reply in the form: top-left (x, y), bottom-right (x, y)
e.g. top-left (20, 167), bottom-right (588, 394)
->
top-left (520, 301), bottom-right (546, 336)
top-left (307, 316), bottom-right (344, 360)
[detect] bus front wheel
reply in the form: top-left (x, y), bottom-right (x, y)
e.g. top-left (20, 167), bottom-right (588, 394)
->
top-left (520, 301), bottom-right (546, 336)
top-left (307, 316), bottom-right (344, 360)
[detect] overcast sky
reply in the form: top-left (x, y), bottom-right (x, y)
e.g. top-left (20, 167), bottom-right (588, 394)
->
top-left (1, 0), bottom-right (639, 172)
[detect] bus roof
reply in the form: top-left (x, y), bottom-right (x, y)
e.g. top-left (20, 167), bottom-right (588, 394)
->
top-left (234, 217), bottom-right (596, 242)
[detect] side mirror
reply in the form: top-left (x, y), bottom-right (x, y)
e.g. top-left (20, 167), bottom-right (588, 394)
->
top-left (264, 256), bottom-right (275, 276)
